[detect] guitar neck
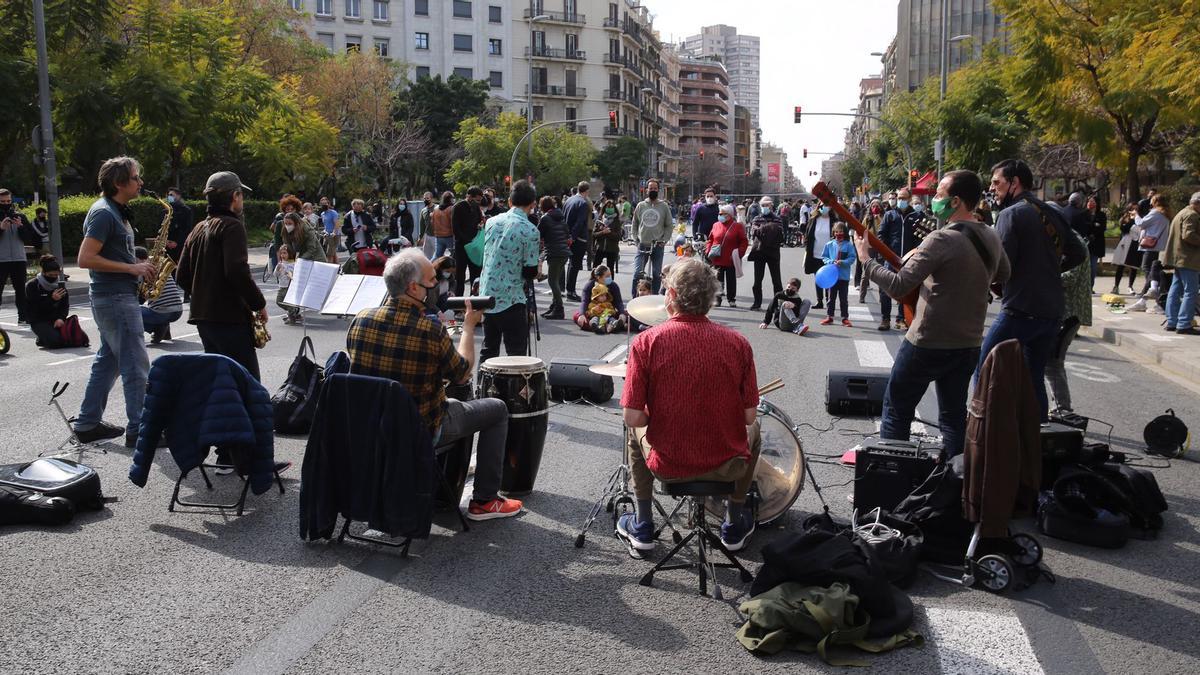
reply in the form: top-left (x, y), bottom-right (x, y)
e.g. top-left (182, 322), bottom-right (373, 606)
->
top-left (811, 182), bottom-right (904, 269)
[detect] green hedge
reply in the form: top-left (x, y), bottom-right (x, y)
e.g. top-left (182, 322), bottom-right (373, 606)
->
top-left (17, 196), bottom-right (279, 259)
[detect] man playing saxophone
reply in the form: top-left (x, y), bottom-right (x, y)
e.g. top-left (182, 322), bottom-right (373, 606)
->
top-left (177, 171), bottom-right (266, 384)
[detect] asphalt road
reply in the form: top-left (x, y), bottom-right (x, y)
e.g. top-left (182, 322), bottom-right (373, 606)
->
top-left (1, 245), bottom-right (1198, 674)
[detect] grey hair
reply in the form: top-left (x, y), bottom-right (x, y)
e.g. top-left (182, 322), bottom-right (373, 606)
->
top-left (665, 257), bottom-right (719, 316)
top-left (351, 198), bottom-right (365, 208)
top-left (383, 249), bottom-right (427, 298)
top-left (1068, 192), bottom-right (1085, 208)
top-left (1190, 191), bottom-right (1200, 206)
top-left (98, 156), bottom-right (141, 198)
top-left (719, 203), bottom-right (736, 218)
top-left (759, 195), bottom-right (773, 205)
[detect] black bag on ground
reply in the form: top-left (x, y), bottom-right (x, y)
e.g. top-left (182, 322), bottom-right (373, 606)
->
top-left (1092, 462), bottom-right (1167, 536)
top-left (891, 456), bottom-right (974, 564)
top-left (0, 458), bottom-right (105, 511)
top-left (801, 512), bottom-right (925, 588)
top-left (272, 336), bottom-right (324, 435)
top-left (1038, 493), bottom-right (1129, 549)
top-left (0, 484), bottom-right (75, 526)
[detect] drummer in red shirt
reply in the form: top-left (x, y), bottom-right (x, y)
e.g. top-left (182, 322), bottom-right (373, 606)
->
top-left (617, 257), bottom-right (762, 557)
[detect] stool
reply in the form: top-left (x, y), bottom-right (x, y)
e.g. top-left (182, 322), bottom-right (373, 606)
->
top-left (169, 461), bottom-right (287, 516)
top-left (639, 480), bottom-right (754, 600)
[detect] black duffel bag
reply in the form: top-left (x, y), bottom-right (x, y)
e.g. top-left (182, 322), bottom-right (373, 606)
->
top-left (272, 336), bottom-right (324, 435)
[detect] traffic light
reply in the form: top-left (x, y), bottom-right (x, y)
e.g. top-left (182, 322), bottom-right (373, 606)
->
top-left (608, 110), bottom-right (618, 129)
top-left (794, 106), bottom-right (802, 123)
top-left (909, 169), bottom-right (919, 179)
top-left (744, 170), bottom-right (750, 176)
top-left (803, 148), bottom-right (808, 159)
top-left (699, 149), bottom-right (705, 160)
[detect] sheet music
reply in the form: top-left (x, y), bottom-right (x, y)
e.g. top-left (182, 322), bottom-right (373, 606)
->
top-left (297, 261), bottom-right (339, 310)
top-left (344, 275), bottom-right (389, 315)
top-left (318, 275), bottom-right (363, 315)
top-left (282, 258), bottom-right (310, 306)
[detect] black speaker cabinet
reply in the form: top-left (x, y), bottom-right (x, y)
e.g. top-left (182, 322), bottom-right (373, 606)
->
top-left (1041, 422), bottom-right (1085, 489)
top-left (825, 369), bottom-right (889, 417)
top-left (548, 358), bottom-right (614, 404)
top-left (853, 438), bottom-right (941, 514)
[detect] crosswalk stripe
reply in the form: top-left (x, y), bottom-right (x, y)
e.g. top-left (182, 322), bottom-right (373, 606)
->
top-left (924, 607), bottom-right (1044, 674)
top-left (853, 339), bottom-right (894, 368)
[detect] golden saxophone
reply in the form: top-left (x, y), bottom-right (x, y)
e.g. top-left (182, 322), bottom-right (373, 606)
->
top-left (139, 190), bottom-right (176, 300)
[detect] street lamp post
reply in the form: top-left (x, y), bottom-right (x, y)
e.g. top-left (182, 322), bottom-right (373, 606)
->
top-left (509, 116), bottom-right (610, 189)
top-left (32, 0), bottom-right (63, 261)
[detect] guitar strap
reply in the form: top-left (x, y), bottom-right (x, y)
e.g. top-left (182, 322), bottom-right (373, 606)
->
top-left (945, 222), bottom-right (993, 272)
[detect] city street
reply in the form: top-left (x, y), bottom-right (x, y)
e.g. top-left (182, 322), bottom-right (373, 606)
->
top-left (2, 244), bottom-right (1198, 674)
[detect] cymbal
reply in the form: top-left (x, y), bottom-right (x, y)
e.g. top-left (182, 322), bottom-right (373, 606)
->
top-left (589, 361), bottom-right (627, 378)
top-left (627, 295), bottom-right (670, 326)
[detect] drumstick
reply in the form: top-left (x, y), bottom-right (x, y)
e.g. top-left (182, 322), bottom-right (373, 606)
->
top-left (758, 378), bottom-right (785, 396)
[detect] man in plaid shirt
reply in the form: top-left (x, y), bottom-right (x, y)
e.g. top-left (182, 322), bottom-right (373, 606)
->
top-left (347, 248), bottom-right (522, 521)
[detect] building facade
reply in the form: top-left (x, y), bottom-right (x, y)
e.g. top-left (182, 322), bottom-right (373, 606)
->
top-left (846, 77), bottom-right (884, 152)
top-left (892, 0), bottom-right (1006, 94)
top-left (299, 0), bottom-right (515, 99)
top-left (733, 104), bottom-right (751, 179)
top-left (677, 55), bottom-right (732, 169)
top-left (681, 24), bottom-right (761, 128)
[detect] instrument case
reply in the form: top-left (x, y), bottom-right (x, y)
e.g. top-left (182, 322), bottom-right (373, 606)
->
top-left (0, 458), bottom-right (105, 512)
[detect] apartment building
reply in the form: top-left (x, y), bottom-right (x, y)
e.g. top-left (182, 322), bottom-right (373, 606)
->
top-left (297, 0), bottom-right (514, 99)
top-left (733, 104), bottom-right (751, 178)
top-left (846, 77), bottom-right (884, 152)
top-left (677, 55), bottom-right (732, 169)
top-left (892, 0), bottom-right (1006, 94)
top-left (681, 24), bottom-right (761, 128)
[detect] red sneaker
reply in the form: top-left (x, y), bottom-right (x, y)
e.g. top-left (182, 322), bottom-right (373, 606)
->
top-left (819, 317), bottom-right (834, 325)
top-left (467, 497), bottom-right (523, 521)
top-left (842, 318), bottom-right (853, 327)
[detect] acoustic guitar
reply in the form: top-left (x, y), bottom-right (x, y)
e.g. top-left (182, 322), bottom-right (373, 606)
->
top-left (811, 181), bottom-right (918, 324)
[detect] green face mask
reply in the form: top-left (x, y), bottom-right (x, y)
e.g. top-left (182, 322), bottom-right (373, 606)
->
top-left (931, 196), bottom-right (956, 220)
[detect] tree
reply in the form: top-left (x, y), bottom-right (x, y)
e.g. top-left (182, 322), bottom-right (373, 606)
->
top-left (238, 76), bottom-right (339, 194)
top-left (997, 0), bottom-right (1186, 198)
top-left (678, 153), bottom-right (729, 199)
top-left (938, 45), bottom-right (1033, 174)
top-left (593, 136), bottom-right (648, 194)
top-left (394, 75), bottom-right (491, 192)
top-left (444, 112), bottom-right (595, 196)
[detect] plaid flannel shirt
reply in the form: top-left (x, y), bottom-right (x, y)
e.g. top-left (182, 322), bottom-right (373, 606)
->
top-left (346, 298), bottom-right (470, 433)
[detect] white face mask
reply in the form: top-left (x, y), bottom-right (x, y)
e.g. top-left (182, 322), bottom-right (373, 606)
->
top-left (706, 197), bottom-right (717, 205)
top-left (284, 224), bottom-right (295, 233)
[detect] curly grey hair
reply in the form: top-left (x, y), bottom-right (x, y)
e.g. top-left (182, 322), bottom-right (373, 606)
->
top-left (383, 248), bottom-right (427, 298)
top-left (665, 257), bottom-right (719, 316)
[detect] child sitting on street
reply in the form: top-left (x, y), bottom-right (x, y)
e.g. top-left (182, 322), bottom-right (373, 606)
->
top-left (574, 265), bottom-right (626, 333)
top-left (629, 279), bottom-right (653, 333)
top-left (820, 223), bottom-right (857, 327)
top-left (760, 277), bottom-right (812, 336)
top-left (274, 244), bottom-right (302, 325)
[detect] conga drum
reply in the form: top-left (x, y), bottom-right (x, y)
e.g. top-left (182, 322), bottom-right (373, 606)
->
top-left (477, 356), bottom-right (550, 496)
top-left (436, 382), bottom-right (475, 509)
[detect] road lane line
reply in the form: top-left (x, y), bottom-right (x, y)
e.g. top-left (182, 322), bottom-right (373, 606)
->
top-left (924, 607), bottom-right (1043, 674)
top-left (48, 354), bottom-right (95, 366)
top-left (853, 339), bottom-right (893, 368)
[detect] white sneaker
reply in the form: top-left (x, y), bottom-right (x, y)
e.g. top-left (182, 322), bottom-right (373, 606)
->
top-left (1145, 287), bottom-right (1160, 300)
top-left (1127, 298), bottom-right (1148, 312)
top-left (1147, 304), bottom-right (1163, 314)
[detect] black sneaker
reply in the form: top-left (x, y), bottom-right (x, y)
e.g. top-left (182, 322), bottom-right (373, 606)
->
top-left (720, 510), bottom-right (756, 552)
top-left (1177, 327), bottom-right (1199, 336)
top-left (74, 421), bottom-right (125, 444)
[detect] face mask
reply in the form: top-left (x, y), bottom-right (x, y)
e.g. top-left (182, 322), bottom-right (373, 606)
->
top-left (888, 199), bottom-right (897, 208)
top-left (412, 281), bottom-right (437, 307)
top-left (706, 197), bottom-right (717, 205)
top-left (166, 195), bottom-right (175, 204)
top-left (45, 274), bottom-right (60, 284)
top-left (931, 196), bottom-right (955, 220)
top-left (820, 206), bottom-right (830, 215)
top-left (648, 190), bottom-right (659, 200)
top-left (398, 204), bottom-right (406, 211)
top-left (897, 199), bottom-right (910, 210)
top-left (598, 276), bottom-right (610, 286)
top-left (441, 271), bottom-right (452, 280)
top-left (871, 206), bottom-right (881, 215)
top-left (605, 208), bottom-right (615, 215)
top-left (834, 232), bottom-right (845, 241)
top-left (761, 206), bottom-right (772, 215)
top-left (785, 287), bottom-right (797, 296)
top-left (284, 224), bottom-right (295, 233)
top-left (913, 203), bottom-right (925, 213)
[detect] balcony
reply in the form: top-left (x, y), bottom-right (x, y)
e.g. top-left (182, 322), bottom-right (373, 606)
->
top-left (603, 53), bottom-right (640, 76)
top-left (680, 94), bottom-right (729, 114)
top-left (604, 127), bottom-right (640, 138)
top-left (525, 9), bottom-right (585, 25)
top-left (567, 124), bottom-right (588, 135)
top-left (525, 46), bottom-right (586, 61)
top-left (528, 84), bottom-right (587, 98)
top-left (681, 110), bottom-right (729, 126)
top-left (603, 89), bottom-right (640, 106)
top-left (681, 126), bottom-right (730, 141)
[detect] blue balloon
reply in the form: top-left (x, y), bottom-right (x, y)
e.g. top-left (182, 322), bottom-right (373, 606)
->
top-left (815, 263), bottom-right (840, 289)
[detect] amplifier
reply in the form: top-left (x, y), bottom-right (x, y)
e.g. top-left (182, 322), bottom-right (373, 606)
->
top-left (853, 438), bottom-right (941, 513)
top-left (1049, 410), bottom-right (1089, 431)
top-left (825, 369), bottom-right (889, 417)
top-left (548, 358), bottom-right (614, 404)
top-left (1041, 422), bottom-right (1085, 489)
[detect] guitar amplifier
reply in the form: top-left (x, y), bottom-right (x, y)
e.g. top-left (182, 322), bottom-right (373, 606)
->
top-left (853, 439), bottom-right (941, 513)
top-left (1049, 409), bottom-right (1089, 431)
top-left (548, 358), bottom-right (614, 404)
top-left (1041, 422), bottom-right (1085, 489)
top-left (825, 369), bottom-right (889, 417)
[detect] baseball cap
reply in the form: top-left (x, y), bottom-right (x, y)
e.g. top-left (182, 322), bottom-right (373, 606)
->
top-left (203, 171), bottom-right (252, 195)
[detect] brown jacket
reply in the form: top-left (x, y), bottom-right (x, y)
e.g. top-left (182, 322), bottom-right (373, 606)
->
top-left (963, 339), bottom-right (1041, 537)
top-left (1163, 205), bottom-right (1200, 271)
top-left (177, 210), bottom-right (266, 324)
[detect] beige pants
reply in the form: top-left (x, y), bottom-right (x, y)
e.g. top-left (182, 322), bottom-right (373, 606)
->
top-left (628, 420), bottom-right (762, 503)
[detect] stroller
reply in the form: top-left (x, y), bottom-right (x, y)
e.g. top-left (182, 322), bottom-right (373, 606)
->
top-left (892, 455), bottom-right (1046, 593)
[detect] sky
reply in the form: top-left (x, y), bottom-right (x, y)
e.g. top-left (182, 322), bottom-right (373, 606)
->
top-left (649, 0), bottom-right (899, 187)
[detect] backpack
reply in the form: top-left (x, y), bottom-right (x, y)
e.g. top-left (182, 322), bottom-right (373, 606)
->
top-left (355, 248), bottom-right (387, 276)
top-left (0, 458), bottom-right (106, 513)
top-left (57, 315), bottom-right (89, 348)
top-left (1092, 462), bottom-right (1167, 536)
top-left (271, 336), bottom-right (324, 435)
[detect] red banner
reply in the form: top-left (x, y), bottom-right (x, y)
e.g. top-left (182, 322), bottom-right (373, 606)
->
top-left (767, 162), bottom-right (780, 182)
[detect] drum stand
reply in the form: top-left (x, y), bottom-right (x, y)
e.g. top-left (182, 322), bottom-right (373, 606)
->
top-left (574, 424), bottom-right (683, 549)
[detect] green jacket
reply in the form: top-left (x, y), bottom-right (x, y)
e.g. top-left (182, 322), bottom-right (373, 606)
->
top-left (1163, 205), bottom-right (1200, 271)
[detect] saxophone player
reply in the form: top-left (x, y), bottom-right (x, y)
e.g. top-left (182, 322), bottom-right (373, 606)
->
top-left (177, 171), bottom-right (267, 387)
top-left (73, 156), bottom-right (158, 448)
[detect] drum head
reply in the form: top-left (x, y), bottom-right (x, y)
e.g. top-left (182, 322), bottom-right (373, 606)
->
top-left (706, 400), bottom-right (805, 525)
top-left (481, 356), bottom-right (546, 373)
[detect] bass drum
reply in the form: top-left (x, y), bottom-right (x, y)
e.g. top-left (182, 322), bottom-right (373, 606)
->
top-left (708, 399), bottom-right (805, 525)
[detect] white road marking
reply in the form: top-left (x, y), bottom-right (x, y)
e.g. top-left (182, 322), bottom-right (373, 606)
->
top-left (1064, 361), bottom-right (1121, 383)
top-left (873, 418), bottom-right (928, 436)
top-left (854, 339), bottom-right (894, 368)
top-left (1141, 333), bottom-right (1184, 342)
top-left (924, 607), bottom-right (1044, 675)
top-left (48, 354), bottom-right (95, 366)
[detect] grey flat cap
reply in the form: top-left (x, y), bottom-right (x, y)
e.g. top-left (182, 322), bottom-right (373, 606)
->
top-left (203, 171), bottom-right (252, 194)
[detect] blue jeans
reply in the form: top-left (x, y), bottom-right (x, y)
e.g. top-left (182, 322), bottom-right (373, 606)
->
top-left (434, 236), bottom-right (455, 259)
top-left (630, 243), bottom-right (665, 296)
top-left (976, 309), bottom-right (1060, 421)
top-left (140, 307), bottom-right (182, 332)
top-left (1166, 267), bottom-right (1198, 329)
top-left (881, 339), bottom-right (980, 457)
top-left (76, 293), bottom-right (150, 436)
